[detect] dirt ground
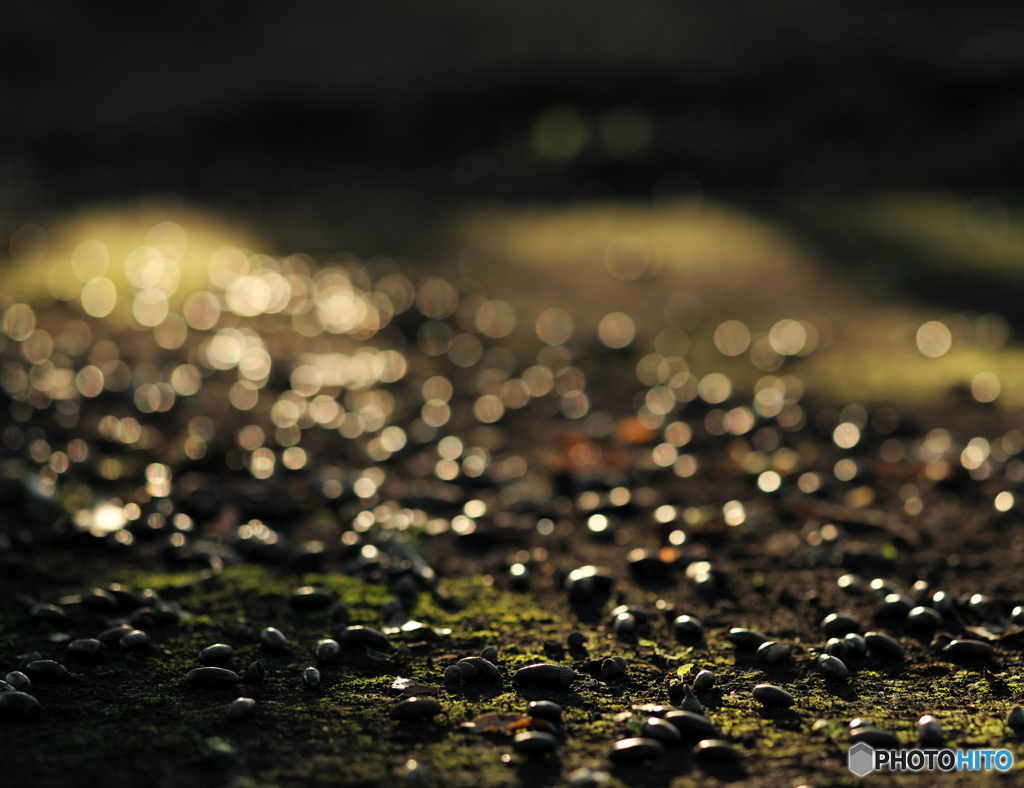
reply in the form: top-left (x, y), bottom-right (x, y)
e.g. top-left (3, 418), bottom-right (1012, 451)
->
top-left (3, 202), bottom-right (1024, 787)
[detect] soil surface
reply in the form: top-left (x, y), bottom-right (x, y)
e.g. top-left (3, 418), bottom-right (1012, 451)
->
top-left (3, 204), bottom-right (1024, 788)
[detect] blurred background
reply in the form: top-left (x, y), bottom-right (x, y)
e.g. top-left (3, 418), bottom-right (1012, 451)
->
top-left (3, 1), bottom-right (1024, 409)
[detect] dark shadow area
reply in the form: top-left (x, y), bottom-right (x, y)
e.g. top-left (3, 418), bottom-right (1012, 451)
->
top-left (4, 2), bottom-right (1024, 244)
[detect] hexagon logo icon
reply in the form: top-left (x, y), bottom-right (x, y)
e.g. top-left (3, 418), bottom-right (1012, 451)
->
top-left (848, 742), bottom-right (876, 776)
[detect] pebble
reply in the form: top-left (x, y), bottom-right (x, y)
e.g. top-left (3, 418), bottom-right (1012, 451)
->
top-left (837, 573), bottom-right (866, 595)
top-left (821, 613), bottom-right (859, 637)
top-left (103, 585), bottom-right (142, 609)
top-left (967, 594), bottom-right (999, 621)
top-left (632, 704), bottom-right (671, 717)
top-left (673, 615), bottom-right (703, 640)
top-left (817, 654), bottom-right (849, 682)
top-left (513, 663), bottom-right (576, 688)
top-left (0, 680), bottom-right (12, 693)
top-left (315, 639), bottom-right (341, 664)
top-left (918, 714), bottom-right (942, 746)
top-left (566, 566), bottom-right (615, 602)
top-left (243, 661), bottom-right (267, 683)
top-left (752, 684), bottom-right (794, 708)
top-left (303, 667), bottom-right (321, 689)
top-left (864, 631), bottom-right (904, 658)
top-left (906, 606), bottom-right (943, 631)
top-left (869, 578), bottom-right (897, 597)
top-left (692, 670), bottom-right (715, 693)
top-left (608, 737), bottom-right (665, 763)
top-left (458, 657), bottom-right (502, 683)
top-left (185, 667), bottom-right (241, 687)
top-left (129, 608), bottom-right (158, 630)
top-left (81, 588), bottom-right (119, 611)
top-left (512, 731), bottom-right (558, 755)
top-left (567, 767), bottom-right (610, 786)
top-left (527, 700), bottom-right (562, 723)
top-left (0, 691), bottom-right (41, 721)
top-left (30, 603), bottom-right (67, 625)
top-left (612, 612), bottom-right (636, 637)
top-left (662, 710), bottom-right (717, 739)
top-left (600, 657), bottom-right (627, 679)
top-left (755, 641), bottom-right (791, 664)
top-left (843, 633), bottom-right (867, 659)
top-left (390, 696), bottom-right (442, 720)
top-left (67, 638), bottom-right (107, 663)
top-left (1012, 605), bottom-right (1024, 624)
top-left (336, 625), bottom-right (392, 651)
top-left (508, 562), bottom-right (530, 592)
top-left (480, 646), bottom-right (498, 664)
top-left (23, 660), bottom-right (68, 682)
top-left (199, 644), bottom-right (234, 666)
top-left (725, 628), bottom-right (768, 651)
top-left (259, 627), bottom-right (289, 652)
top-left (876, 593), bottom-right (914, 619)
top-left (640, 717), bottom-right (682, 744)
top-left (286, 587), bottom-right (336, 611)
top-left (942, 639), bottom-right (995, 660)
top-left (97, 625), bottom-right (134, 647)
top-left (153, 602), bottom-right (183, 626)
top-left (404, 759), bottom-right (429, 787)
top-left (693, 739), bottom-right (742, 762)
top-left (443, 665), bottom-right (464, 685)
top-left (228, 697), bottom-right (257, 721)
top-left (566, 631), bottom-right (587, 650)
top-left (16, 652), bottom-right (42, 670)
top-left (824, 638), bottom-right (847, 660)
top-left (119, 629), bottom-right (150, 651)
top-left (850, 726), bottom-right (899, 748)
top-left (931, 591), bottom-right (954, 614)
top-left (678, 688), bottom-right (702, 714)
top-left (1007, 706), bottom-right (1024, 728)
top-left (5, 671), bottom-right (31, 692)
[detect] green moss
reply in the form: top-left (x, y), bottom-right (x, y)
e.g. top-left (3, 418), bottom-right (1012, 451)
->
top-left (5, 562), bottom-right (1023, 787)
